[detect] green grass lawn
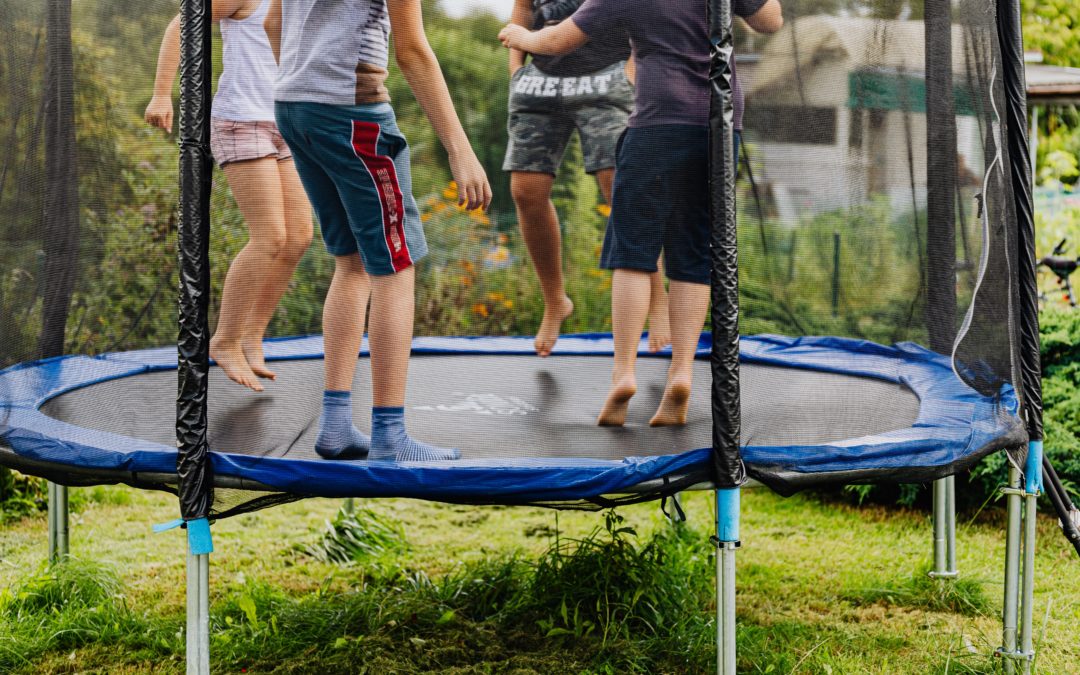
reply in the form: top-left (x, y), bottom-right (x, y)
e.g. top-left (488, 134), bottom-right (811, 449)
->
top-left (0, 487), bottom-right (1077, 674)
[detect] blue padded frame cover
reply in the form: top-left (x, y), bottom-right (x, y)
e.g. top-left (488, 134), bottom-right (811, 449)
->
top-left (0, 334), bottom-right (1021, 501)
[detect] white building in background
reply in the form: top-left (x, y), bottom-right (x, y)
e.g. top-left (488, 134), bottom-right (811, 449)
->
top-left (742, 17), bottom-right (989, 222)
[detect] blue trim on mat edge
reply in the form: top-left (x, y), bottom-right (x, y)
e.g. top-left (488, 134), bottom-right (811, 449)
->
top-left (0, 334), bottom-right (1021, 501)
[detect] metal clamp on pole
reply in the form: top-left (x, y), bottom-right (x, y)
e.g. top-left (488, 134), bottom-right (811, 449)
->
top-left (995, 648), bottom-right (1035, 663)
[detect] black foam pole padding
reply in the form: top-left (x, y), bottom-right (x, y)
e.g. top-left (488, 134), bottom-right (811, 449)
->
top-left (924, 0), bottom-right (957, 355)
top-left (39, 0), bottom-right (80, 361)
top-left (996, 0), bottom-right (1042, 441)
top-left (1043, 457), bottom-right (1080, 558)
top-left (176, 0), bottom-right (215, 521)
top-left (708, 0), bottom-right (745, 488)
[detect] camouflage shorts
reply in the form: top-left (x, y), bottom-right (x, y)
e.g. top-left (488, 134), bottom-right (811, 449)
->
top-left (503, 61), bottom-right (633, 175)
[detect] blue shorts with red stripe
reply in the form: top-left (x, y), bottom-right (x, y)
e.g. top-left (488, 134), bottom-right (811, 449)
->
top-left (275, 101), bottom-right (426, 275)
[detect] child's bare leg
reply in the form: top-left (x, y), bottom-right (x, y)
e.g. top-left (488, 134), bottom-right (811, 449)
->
top-left (323, 254), bottom-right (370, 392)
top-left (512, 171), bottom-right (574, 357)
top-left (315, 253), bottom-right (372, 459)
top-left (650, 280), bottom-right (709, 427)
top-left (598, 269), bottom-right (651, 426)
top-left (211, 158), bottom-right (292, 392)
top-left (240, 159), bottom-right (313, 380)
top-left (596, 168), bottom-right (669, 353)
top-left (367, 267), bottom-right (459, 461)
top-left (647, 259), bottom-right (671, 352)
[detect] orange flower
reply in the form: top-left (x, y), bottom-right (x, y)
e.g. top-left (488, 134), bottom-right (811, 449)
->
top-left (472, 303), bottom-right (489, 318)
top-left (486, 291), bottom-right (506, 302)
top-left (596, 204), bottom-right (612, 218)
top-left (421, 213), bottom-right (432, 223)
top-left (502, 300), bottom-right (514, 309)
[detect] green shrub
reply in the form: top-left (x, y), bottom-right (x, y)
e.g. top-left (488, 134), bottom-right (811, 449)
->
top-left (968, 306), bottom-right (1080, 505)
top-left (0, 469), bottom-right (46, 521)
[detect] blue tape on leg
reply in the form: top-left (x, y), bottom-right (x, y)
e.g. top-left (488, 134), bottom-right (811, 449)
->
top-left (717, 488), bottom-right (740, 542)
top-left (1025, 440), bottom-right (1044, 495)
top-left (186, 518), bottom-right (214, 555)
top-left (152, 518), bottom-right (184, 533)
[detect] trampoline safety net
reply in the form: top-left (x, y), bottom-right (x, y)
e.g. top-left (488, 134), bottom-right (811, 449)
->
top-left (0, 0), bottom-right (1036, 519)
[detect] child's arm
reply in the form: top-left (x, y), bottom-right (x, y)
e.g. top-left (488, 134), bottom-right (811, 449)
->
top-left (743, 0), bottom-right (783, 33)
top-left (387, 0), bottom-right (492, 211)
top-left (145, 15), bottom-right (182, 130)
top-left (498, 19), bottom-right (589, 57)
top-left (144, 0), bottom-right (252, 132)
top-left (507, 0), bottom-right (533, 76)
top-left (265, 0), bottom-right (282, 63)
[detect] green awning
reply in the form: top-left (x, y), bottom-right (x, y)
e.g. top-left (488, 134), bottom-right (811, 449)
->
top-left (848, 70), bottom-right (978, 116)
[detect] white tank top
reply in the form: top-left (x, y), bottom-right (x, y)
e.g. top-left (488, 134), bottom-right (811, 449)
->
top-left (213, 0), bottom-right (277, 121)
top-left (274, 0), bottom-right (391, 106)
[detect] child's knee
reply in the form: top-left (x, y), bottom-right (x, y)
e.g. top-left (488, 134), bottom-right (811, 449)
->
top-left (284, 231), bottom-right (313, 263)
top-left (510, 174), bottom-right (552, 210)
top-left (334, 253), bottom-right (368, 277)
top-left (251, 229), bottom-right (290, 260)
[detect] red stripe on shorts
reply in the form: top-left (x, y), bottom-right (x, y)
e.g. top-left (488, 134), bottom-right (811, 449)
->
top-left (350, 121), bottom-right (413, 272)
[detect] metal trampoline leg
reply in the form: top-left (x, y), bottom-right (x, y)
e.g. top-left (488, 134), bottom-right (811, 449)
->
top-left (186, 547), bottom-right (210, 675)
top-left (1000, 441), bottom-right (1042, 672)
top-left (1020, 492), bottom-right (1037, 675)
top-left (1000, 466), bottom-right (1023, 674)
top-left (946, 475), bottom-right (957, 575)
top-left (715, 488), bottom-right (740, 675)
top-left (47, 483), bottom-right (69, 562)
top-left (343, 498), bottom-right (355, 515)
top-left (930, 477), bottom-right (958, 579)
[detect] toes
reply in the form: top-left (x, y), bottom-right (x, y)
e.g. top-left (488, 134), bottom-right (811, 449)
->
top-left (251, 365), bottom-right (277, 381)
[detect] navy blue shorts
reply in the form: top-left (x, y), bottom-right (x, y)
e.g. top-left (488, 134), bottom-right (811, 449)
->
top-left (601, 124), bottom-right (716, 285)
top-left (275, 101), bottom-right (426, 275)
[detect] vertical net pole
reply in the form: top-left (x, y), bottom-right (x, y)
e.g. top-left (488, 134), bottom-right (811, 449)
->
top-left (708, 0), bottom-right (741, 491)
top-left (997, 0), bottom-right (1040, 443)
top-left (177, 0), bottom-right (214, 671)
top-left (925, 1), bottom-right (959, 582)
top-left (924, 0), bottom-right (957, 353)
top-left (708, 0), bottom-right (740, 672)
top-left (996, 0), bottom-right (1040, 666)
top-left (42, 0), bottom-right (79, 565)
top-left (177, 0), bottom-right (214, 528)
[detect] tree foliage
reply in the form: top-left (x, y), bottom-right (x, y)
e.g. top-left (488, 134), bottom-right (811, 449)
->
top-left (1022, 0), bottom-right (1080, 68)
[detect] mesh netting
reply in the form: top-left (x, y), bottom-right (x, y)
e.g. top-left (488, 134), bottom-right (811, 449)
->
top-left (0, 0), bottom-right (1030, 518)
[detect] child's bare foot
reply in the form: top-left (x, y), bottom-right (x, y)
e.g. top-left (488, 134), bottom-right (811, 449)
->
top-left (242, 338), bottom-right (277, 381)
top-left (597, 375), bottom-right (637, 427)
top-left (535, 296), bottom-right (574, 357)
top-left (649, 374), bottom-right (692, 427)
top-left (210, 338), bottom-right (263, 392)
top-left (647, 307), bottom-right (672, 353)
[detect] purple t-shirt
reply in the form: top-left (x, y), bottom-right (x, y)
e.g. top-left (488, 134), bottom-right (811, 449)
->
top-left (572, 0), bottom-right (766, 129)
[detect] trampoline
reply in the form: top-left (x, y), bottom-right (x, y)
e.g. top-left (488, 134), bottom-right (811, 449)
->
top-left (3, 0), bottom-right (1077, 672)
top-left (1, 333), bottom-right (1025, 506)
